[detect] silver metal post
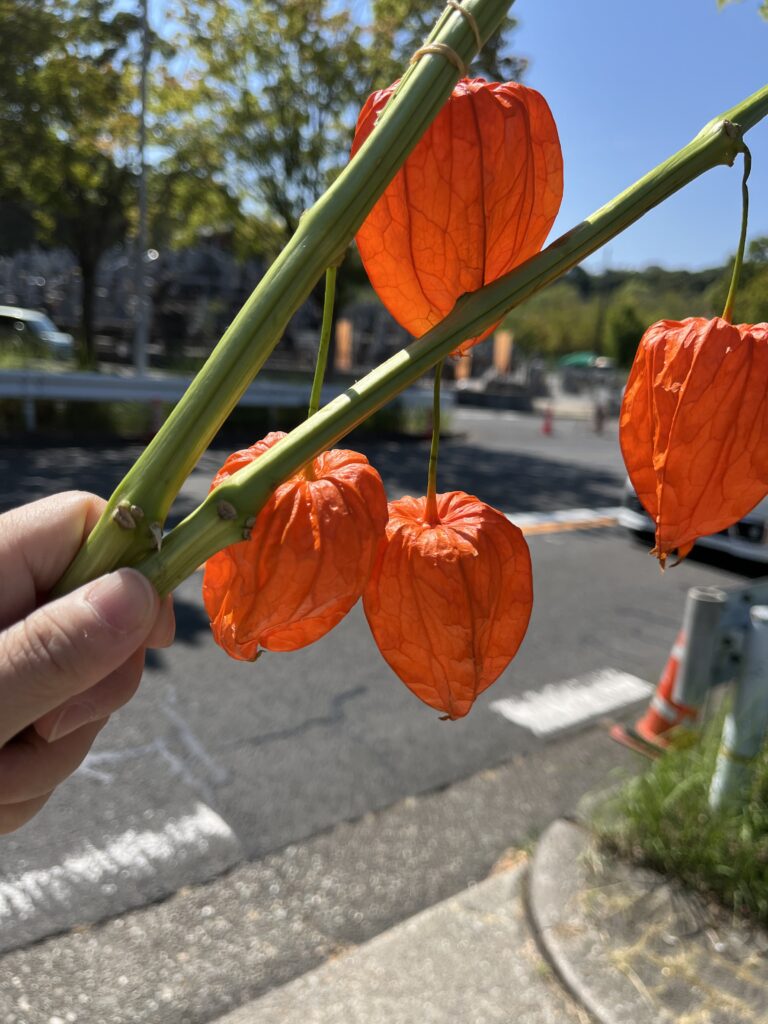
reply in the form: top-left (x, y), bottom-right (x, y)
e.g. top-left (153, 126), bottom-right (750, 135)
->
top-left (133, 0), bottom-right (150, 375)
top-left (673, 586), bottom-right (727, 712)
top-left (709, 605), bottom-right (768, 811)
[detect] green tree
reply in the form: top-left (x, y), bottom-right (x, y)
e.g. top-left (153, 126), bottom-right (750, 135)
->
top-left (705, 235), bottom-right (768, 324)
top-left (157, 0), bottom-right (526, 331)
top-left (747, 235), bottom-right (768, 263)
top-left (503, 280), bottom-right (603, 356)
top-left (0, 0), bottom-right (140, 364)
top-left (162, 0), bottom-right (525, 256)
top-left (161, 1), bottom-right (367, 252)
top-left (605, 301), bottom-right (645, 368)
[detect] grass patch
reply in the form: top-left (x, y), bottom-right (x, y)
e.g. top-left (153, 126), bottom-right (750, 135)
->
top-left (594, 716), bottom-right (768, 926)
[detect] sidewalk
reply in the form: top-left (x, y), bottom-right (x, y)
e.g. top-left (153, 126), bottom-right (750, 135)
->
top-left (218, 820), bottom-right (768, 1024)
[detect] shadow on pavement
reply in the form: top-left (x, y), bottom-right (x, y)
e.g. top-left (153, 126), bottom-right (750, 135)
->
top-left (1, 432), bottom-right (624, 516)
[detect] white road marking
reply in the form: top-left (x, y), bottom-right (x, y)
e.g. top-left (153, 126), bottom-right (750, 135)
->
top-left (489, 668), bottom-right (653, 739)
top-left (0, 802), bottom-right (242, 954)
top-left (508, 506), bottom-right (624, 530)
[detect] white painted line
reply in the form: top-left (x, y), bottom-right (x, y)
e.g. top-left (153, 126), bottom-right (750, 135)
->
top-left (506, 506), bottom-right (624, 529)
top-left (0, 802), bottom-right (242, 954)
top-left (490, 668), bottom-right (653, 739)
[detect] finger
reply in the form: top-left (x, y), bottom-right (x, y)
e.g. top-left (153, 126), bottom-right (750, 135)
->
top-left (33, 647), bottom-right (145, 742)
top-left (0, 492), bottom-right (105, 629)
top-left (146, 594), bottom-right (176, 650)
top-left (0, 792), bottom-right (53, 835)
top-left (0, 719), bottom-right (107, 803)
top-left (0, 568), bottom-right (158, 745)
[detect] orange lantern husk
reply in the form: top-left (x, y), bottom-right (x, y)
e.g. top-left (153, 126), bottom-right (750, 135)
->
top-left (203, 432), bottom-right (389, 658)
top-left (351, 78), bottom-right (563, 355)
top-left (620, 316), bottom-right (768, 567)
top-left (363, 491), bottom-right (533, 719)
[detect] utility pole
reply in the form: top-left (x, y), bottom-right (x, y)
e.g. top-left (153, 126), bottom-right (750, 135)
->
top-left (134, 0), bottom-right (150, 375)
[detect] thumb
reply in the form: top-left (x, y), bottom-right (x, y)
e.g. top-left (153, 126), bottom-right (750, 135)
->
top-left (0, 569), bottom-right (159, 745)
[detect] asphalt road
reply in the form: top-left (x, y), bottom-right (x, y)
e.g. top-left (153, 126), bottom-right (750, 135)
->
top-left (0, 409), bottom-right (759, 965)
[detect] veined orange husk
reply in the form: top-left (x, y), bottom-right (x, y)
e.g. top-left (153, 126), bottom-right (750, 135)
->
top-left (363, 491), bottom-right (533, 719)
top-left (620, 317), bottom-right (768, 566)
top-left (351, 78), bottom-right (563, 355)
top-left (203, 432), bottom-right (389, 657)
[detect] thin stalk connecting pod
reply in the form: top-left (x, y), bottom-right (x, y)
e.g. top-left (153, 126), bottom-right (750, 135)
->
top-left (134, 85), bottom-right (768, 596)
top-left (722, 145), bottom-right (752, 323)
top-left (425, 360), bottom-right (445, 525)
top-left (55, 0), bottom-right (514, 596)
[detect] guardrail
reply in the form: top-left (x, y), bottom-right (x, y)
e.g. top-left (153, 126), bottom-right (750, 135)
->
top-left (0, 368), bottom-right (439, 430)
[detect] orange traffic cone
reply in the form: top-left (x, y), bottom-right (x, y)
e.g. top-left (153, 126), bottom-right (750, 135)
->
top-left (541, 406), bottom-right (554, 436)
top-left (610, 630), bottom-right (700, 757)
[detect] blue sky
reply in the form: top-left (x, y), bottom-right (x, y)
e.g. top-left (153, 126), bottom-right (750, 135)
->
top-left (510, 0), bottom-right (767, 270)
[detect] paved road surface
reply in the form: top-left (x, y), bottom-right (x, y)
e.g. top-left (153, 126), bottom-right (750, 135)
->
top-left (0, 409), bottom-right (758, 960)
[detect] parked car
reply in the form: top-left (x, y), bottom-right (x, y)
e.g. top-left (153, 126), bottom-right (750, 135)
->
top-left (619, 479), bottom-right (768, 564)
top-left (0, 305), bottom-right (75, 361)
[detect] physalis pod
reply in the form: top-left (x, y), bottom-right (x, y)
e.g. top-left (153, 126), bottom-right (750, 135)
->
top-left (203, 432), bottom-right (388, 657)
top-left (363, 491), bottom-right (533, 719)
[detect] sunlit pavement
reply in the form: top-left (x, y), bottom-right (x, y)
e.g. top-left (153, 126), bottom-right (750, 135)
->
top-left (0, 409), bottom-right (758, 1018)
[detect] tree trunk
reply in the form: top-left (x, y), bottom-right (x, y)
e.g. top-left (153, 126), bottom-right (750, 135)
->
top-left (79, 257), bottom-right (96, 368)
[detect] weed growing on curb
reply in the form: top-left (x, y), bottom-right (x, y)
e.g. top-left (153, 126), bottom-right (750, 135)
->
top-left (594, 716), bottom-right (768, 927)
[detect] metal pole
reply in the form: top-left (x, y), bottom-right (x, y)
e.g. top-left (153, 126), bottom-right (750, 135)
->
top-left (673, 586), bottom-right (727, 711)
top-left (709, 605), bottom-right (768, 811)
top-left (133, 0), bottom-right (150, 375)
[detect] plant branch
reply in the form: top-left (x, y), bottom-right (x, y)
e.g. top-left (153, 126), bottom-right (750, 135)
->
top-left (54, 0), bottom-right (514, 596)
top-left (135, 85), bottom-right (768, 596)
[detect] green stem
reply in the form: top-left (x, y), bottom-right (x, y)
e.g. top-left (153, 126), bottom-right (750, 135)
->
top-left (424, 360), bottom-right (444, 525)
top-left (307, 267), bottom-right (337, 419)
top-left (137, 89), bottom-right (768, 596)
top-left (53, 0), bottom-right (512, 596)
top-left (722, 145), bottom-right (752, 323)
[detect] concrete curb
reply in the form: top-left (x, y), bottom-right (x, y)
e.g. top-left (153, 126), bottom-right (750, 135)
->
top-left (528, 819), bottom-right (768, 1024)
top-left (212, 861), bottom-right (587, 1024)
top-left (527, 821), bottom-right (628, 1024)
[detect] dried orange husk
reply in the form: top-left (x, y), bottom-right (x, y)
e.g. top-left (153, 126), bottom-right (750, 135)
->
top-left (350, 78), bottom-right (563, 355)
top-left (203, 431), bottom-right (389, 657)
top-left (363, 491), bottom-right (533, 719)
top-left (620, 317), bottom-right (768, 566)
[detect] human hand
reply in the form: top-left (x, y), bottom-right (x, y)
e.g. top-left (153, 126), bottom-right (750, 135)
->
top-left (0, 491), bottom-right (175, 834)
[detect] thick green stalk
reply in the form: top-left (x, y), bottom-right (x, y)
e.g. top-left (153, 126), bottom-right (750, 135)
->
top-left (55, 0), bottom-right (514, 595)
top-left (136, 86), bottom-right (768, 596)
top-left (722, 146), bottom-right (752, 322)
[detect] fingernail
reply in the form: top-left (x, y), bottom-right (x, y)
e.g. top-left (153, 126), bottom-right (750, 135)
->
top-left (46, 702), bottom-right (95, 742)
top-left (84, 569), bottom-right (157, 634)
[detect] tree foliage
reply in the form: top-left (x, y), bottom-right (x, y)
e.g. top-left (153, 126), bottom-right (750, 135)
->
top-left (605, 302), bottom-right (644, 368)
top-left (159, 0), bottom-right (525, 258)
top-left (501, 264), bottom-right (726, 359)
top-left (157, 0), bottom-right (367, 255)
top-left (708, 236), bottom-right (768, 325)
top-left (0, 0), bottom-right (140, 362)
top-left (0, 0), bottom-right (526, 351)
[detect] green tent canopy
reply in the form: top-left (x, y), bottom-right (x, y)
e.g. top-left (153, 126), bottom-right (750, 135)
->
top-left (558, 351), bottom-right (599, 367)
